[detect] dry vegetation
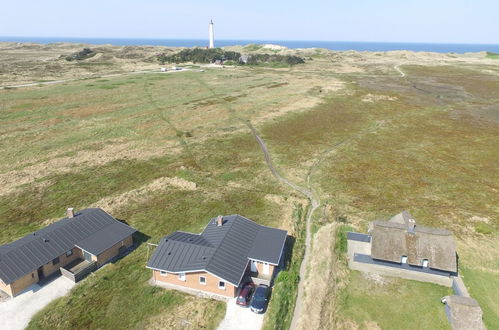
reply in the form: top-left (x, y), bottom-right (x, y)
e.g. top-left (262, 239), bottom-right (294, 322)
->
top-left (0, 42), bottom-right (498, 329)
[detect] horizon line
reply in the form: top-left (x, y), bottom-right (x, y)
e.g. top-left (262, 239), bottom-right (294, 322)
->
top-left (1, 36), bottom-right (499, 46)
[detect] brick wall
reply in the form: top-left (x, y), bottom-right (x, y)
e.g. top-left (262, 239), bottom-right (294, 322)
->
top-left (41, 247), bottom-right (83, 278)
top-left (153, 270), bottom-right (237, 297)
top-left (250, 260), bottom-right (275, 277)
top-left (96, 235), bottom-right (133, 267)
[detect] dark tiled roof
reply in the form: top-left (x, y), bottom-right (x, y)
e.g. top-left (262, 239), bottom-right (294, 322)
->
top-left (347, 232), bottom-right (371, 243)
top-left (370, 211), bottom-right (457, 273)
top-left (147, 215), bottom-right (287, 286)
top-left (0, 208), bottom-right (136, 285)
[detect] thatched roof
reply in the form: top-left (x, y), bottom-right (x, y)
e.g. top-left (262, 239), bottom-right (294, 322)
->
top-left (370, 211), bottom-right (457, 272)
top-left (444, 295), bottom-right (485, 330)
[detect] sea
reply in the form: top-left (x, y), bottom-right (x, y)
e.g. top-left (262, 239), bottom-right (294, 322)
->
top-left (1, 36), bottom-right (499, 54)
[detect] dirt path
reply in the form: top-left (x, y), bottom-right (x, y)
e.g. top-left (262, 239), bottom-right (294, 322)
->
top-left (394, 64), bottom-right (406, 77)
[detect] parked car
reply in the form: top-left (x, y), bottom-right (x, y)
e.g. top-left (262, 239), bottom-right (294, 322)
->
top-left (236, 282), bottom-right (255, 307)
top-left (250, 284), bottom-right (270, 314)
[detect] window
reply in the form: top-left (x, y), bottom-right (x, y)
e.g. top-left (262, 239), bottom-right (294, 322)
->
top-left (422, 259), bottom-right (429, 268)
top-left (52, 257), bottom-right (60, 265)
top-left (199, 276), bottom-right (206, 285)
top-left (178, 272), bottom-right (186, 281)
top-left (66, 250), bottom-right (73, 257)
top-left (31, 273), bottom-right (34, 279)
top-left (218, 281), bottom-right (225, 290)
top-left (160, 271), bottom-right (167, 277)
top-left (401, 256), bottom-right (408, 264)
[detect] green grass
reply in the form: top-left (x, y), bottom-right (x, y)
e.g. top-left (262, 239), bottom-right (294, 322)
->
top-left (335, 225), bottom-right (355, 254)
top-left (263, 203), bottom-right (306, 330)
top-left (461, 267), bottom-right (499, 329)
top-left (28, 239), bottom-right (226, 329)
top-left (338, 271), bottom-right (452, 329)
top-left (486, 52), bottom-right (499, 59)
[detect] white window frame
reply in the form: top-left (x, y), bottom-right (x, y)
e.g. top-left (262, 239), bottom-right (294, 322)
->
top-left (422, 259), bottom-right (429, 268)
top-left (401, 256), bottom-right (408, 264)
top-left (66, 250), bottom-right (73, 257)
top-left (178, 272), bottom-right (186, 281)
top-left (199, 276), bottom-right (207, 285)
top-left (160, 271), bottom-right (167, 277)
top-left (218, 281), bottom-right (225, 290)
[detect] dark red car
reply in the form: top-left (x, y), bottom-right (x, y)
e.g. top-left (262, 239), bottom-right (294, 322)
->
top-left (236, 282), bottom-right (255, 307)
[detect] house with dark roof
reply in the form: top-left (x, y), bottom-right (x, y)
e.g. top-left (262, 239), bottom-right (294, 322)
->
top-left (0, 208), bottom-right (136, 297)
top-left (347, 211), bottom-right (458, 286)
top-left (147, 215), bottom-right (287, 298)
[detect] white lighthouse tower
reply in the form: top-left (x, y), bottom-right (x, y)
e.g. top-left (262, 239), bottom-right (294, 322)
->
top-left (209, 20), bottom-right (215, 48)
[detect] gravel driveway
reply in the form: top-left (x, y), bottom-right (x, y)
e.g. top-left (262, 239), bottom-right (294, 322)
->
top-left (0, 276), bottom-right (75, 330)
top-left (217, 298), bottom-right (264, 330)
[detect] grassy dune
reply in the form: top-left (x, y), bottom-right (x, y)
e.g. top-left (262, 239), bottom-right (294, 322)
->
top-left (0, 48), bottom-right (497, 329)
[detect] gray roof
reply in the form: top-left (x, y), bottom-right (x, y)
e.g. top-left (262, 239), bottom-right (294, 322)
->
top-left (147, 215), bottom-right (287, 286)
top-left (444, 295), bottom-right (485, 330)
top-left (370, 211), bottom-right (457, 273)
top-left (0, 208), bottom-right (136, 285)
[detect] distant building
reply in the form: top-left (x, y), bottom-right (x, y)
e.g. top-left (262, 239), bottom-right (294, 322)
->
top-left (442, 295), bottom-right (485, 330)
top-left (347, 211), bottom-right (457, 286)
top-left (239, 55), bottom-right (250, 64)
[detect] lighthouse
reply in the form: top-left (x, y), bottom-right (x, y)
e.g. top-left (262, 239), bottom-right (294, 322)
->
top-left (209, 20), bottom-right (215, 48)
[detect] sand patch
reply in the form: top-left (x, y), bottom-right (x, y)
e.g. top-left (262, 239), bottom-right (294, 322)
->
top-left (0, 141), bottom-right (180, 197)
top-left (91, 176), bottom-right (197, 213)
top-left (361, 93), bottom-right (398, 103)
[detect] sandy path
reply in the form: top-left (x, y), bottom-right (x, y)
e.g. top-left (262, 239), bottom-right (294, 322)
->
top-left (394, 64), bottom-right (406, 77)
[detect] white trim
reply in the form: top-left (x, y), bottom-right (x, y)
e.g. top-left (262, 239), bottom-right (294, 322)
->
top-left (75, 245), bottom-right (96, 257)
top-left (178, 272), bottom-right (186, 281)
top-left (160, 270), bottom-right (167, 277)
top-left (247, 258), bottom-right (278, 266)
top-left (218, 280), bottom-right (226, 290)
top-left (66, 250), bottom-right (73, 257)
top-left (199, 276), bottom-right (207, 285)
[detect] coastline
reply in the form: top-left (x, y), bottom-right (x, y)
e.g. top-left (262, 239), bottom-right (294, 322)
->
top-left (1, 37), bottom-right (499, 53)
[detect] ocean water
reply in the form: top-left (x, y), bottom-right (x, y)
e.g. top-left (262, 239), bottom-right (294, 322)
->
top-left (1, 36), bottom-right (499, 54)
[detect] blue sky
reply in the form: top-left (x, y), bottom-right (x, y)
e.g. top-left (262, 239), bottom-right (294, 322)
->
top-left (1, 0), bottom-right (498, 43)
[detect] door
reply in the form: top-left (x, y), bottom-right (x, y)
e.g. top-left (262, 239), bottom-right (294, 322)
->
top-left (251, 260), bottom-right (257, 272)
top-left (83, 251), bottom-right (93, 262)
top-left (263, 262), bottom-right (270, 275)
top-left (37, 267), bottom-right (44, 280)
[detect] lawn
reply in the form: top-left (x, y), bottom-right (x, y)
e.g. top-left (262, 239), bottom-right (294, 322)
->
top-left (461, 267), bottom-right (499, 329)
top-left (338, 270), bottom-right (452, 329)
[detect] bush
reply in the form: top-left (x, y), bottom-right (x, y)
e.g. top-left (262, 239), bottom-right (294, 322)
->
top-left (157, 48), bottom-right (241, 64)
top-left (66, 48), bottom-right (96, 61)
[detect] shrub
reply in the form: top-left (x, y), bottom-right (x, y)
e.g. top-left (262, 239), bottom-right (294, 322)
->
top-left (66, 48), bottom-right (96, 61)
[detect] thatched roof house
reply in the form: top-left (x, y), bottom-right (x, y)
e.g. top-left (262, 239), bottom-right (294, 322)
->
top-left (369, 211), bottom-right (457, 273)
top-left (442, 295), bottom-right (485, 330)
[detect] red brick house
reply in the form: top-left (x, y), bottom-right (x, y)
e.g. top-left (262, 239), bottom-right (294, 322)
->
top-left (147, 215), bottom-right (287, 298)
top-left (0, 208), bottom-right (136, 297)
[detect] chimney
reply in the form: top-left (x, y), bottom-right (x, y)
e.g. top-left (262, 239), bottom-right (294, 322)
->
top-left (67, 208), bottom-right (74, 218)
top-left (216, 215), bottom-right (223, 226)
top-left (407, 218), bottom-right (416, 234)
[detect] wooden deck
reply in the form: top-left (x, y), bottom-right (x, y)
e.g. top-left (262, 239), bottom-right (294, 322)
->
top-left (60, 258), bottom-right (97, 282)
